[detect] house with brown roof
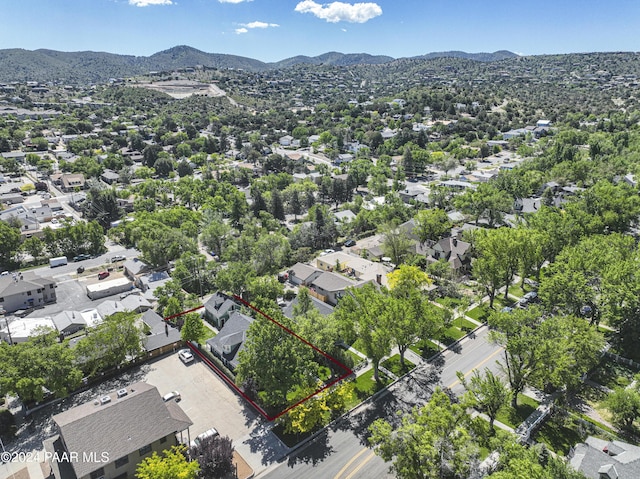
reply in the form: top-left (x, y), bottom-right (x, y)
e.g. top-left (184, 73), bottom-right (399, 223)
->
top-left (43, 382), bottom-right (192, 479)
top-left (60, 173), bottom-right (86, 192)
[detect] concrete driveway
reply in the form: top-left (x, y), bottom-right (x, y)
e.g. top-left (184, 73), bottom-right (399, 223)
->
top-left (144, 351), bottom-right (261, 442)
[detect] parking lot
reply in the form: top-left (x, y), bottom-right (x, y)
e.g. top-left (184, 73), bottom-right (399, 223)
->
top-left (144, 350), bottom-right (261, 441)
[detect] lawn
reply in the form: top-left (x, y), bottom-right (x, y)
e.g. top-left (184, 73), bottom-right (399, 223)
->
top-left (410, 339), bottom-right (442, 358)
top-left (589, 359), bottom-right (639, 390)
top-left (507, 284), bottom-right (525, 298)
top-left (345, 348), bottom-right (365, 366)
top-left (534, 413), bottom-right (586, 455)
top-left (495, 395), bottom-right (540, 429)
top-left (451, 316), bottom-right (478, 331)
top-left (440, 325), bottom-right (465, 345)
top-left (466, 303), bottom-right (493, 322)
top-left (467, 297), bottom-right (515, 322)
top-left (350, 368), bottom-right (392, 404)
top-left (381, 354), bottom-right (416, 376)
top-left (198, 324), bottom-right (217, 345)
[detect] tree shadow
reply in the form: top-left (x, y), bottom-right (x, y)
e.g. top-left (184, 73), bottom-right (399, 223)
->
top-left (285, 430), bottom-right (334, 467)
top-left (240, 423), bottom-right (291, 466)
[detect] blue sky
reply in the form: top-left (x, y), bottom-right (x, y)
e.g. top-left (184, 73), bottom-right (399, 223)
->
top-left (0, 0), bottom-right (638, 62)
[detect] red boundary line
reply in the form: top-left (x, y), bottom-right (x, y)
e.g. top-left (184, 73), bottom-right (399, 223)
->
top-left (164, 298), bottom-right (353, 421)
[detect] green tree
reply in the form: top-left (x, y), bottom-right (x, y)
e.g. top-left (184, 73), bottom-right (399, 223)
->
top-left (270, 188), bottom-right (285, 221)
top-left (387, 265), bottom-right (445, 367)
top-left (75, 312), bottom-right (144, 376)
top-left (136, 445), bottom-right (199, 479)
top-left (457, 369), bottom-right (510, 431)
top-left (489, 308), bottom-right (603, 406)
top-left (488, 433), bottom-right (587, 478)
top-left (0, 220), bottom-right (22, 269)
top-left (604, 386), bottom-right (640, 431)
top-left (252, 232), bottom-right (291, 276)
top-left (215, 261), bottom-right (256, 297)
top-left (190, 435), bottom-right (234, 479)
top-left (381, 223), bottom-right (414, 265)
top-left (455, 183), bottom-right (512, 227)
top-left (83, 185), bottom-right (123, 229)
top-left (289, 189), bottom-right (302, 220)
top-left (414, 208), bottom-right (452, 244)
top-left (279, 382), bottom-right (354, 435)
top-left (0, 330), bottom-right (82, 402)
top-left (292, 287), bottom-right (314, 318)
top-left (236, 313), bottom-right (314, 407)
top-left (200, 214), bottom-right (231, 258)
top-left (335, 284), bottom-right (391, 383)
top-left (181, 313), bottom-right (207, 343)
top-left (369, 388), bottom-right (479, 479)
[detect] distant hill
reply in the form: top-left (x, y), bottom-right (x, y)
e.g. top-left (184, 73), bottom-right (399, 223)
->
top-left (271, 51), bottom-right (395, 69)
top-left (0, 45), bottom-right (518, 84)
top-left (412, 50), bottom-right (519, 62)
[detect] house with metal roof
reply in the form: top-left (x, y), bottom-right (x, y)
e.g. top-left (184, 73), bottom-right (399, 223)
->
top-left (43, 382), bottom-right (192, 479)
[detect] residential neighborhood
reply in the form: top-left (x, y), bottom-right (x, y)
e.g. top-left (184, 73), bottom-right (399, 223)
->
top-left (1, 36), bottom-right (640, 479)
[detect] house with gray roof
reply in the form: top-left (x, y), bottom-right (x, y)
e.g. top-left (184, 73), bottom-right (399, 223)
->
top-left (309, 271), bottom-right (360, 306)
top-left (51, 310), bottom-right (85, 336)
top-left (283, 294), bottom-right (334, 319)
top-left (0, 272), bottom-right (56, 314)
top-left (43, 382), bottom-right (192, 479)
top-left (136, 271), bottom-right (170, 292)
top-left (203, 292), bottom-right (241, 329)
top-left (123, 258), bottom-right (151, 280)
top-left (141, 309), bottom-right (182, 355)
top-left (206, 311), bottom-right (253, 370)
top-left (569, 437), bottom-right (640, 479)
top-left (288, 263), bottom-right (322, 286)
top-left (427, 237), bottom-right (471, 273)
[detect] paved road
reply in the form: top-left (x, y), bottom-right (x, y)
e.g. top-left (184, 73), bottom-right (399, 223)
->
top-left (260, 326), bottom-right (503, 479)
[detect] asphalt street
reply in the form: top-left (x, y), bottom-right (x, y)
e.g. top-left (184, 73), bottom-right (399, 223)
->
top-left (260, 325), bottom-right (504, 479)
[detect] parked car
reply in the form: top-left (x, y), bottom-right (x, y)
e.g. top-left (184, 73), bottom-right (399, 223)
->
top-left (178, 348), bottom-right (194, 364)
top-left (72, 254), bottom-right (91, 262)
top-left (344, 239), bottom-right (356, 247)
top-left (97, 271), bottom-right (110, 280)
top-left (190, 428), bottom-right (219, 448)
top-left (162, 391), bottom-right (181, 402)
top-left (111, 255), bottom-right (126, 263)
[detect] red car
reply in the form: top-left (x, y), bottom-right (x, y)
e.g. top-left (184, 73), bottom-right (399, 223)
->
top-left (98, 271), bottom-right (110, 280)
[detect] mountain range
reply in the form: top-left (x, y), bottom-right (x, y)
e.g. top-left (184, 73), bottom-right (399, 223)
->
top-left (0, 45), bottom-right (518, 84)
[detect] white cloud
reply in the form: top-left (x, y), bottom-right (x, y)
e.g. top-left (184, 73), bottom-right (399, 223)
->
top-left (219, 0), bottom-right (252, 3)
top-left (128, 0), bottom-right (172, 6)
top-left (295, 1), bottom-right (382, 23)
top-left (245, 21), bottom-right (280, 29)
top-left (235, 21), bottom-right (279, 33)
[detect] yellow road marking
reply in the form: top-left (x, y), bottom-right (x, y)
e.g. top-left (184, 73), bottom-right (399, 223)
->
top-left (447, 347), bottom-right (504, 389)
top-left (344, 451), bottom-right (377, 479)
top-left (334, 448), bottom-right (369, 479)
